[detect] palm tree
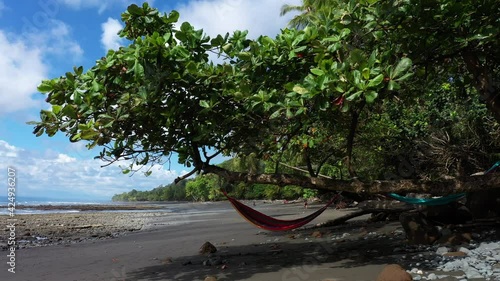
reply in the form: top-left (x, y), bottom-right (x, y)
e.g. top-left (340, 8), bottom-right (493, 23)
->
top-left (280, 0), bottom-right (336, 29)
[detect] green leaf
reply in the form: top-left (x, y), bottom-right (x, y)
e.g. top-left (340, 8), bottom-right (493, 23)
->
top-left (353, 70), bottom-right (361, 85)
top-left (199, 100), bottom-right (210, 108)
top-left (71, 133), bottom-right (81, 142)
top-left (186, 61), bottom-right (197, 73)
top-left (364, 91), bottom-right (378, 103)
top-left (37, 82), bottom-right (53, 93)
top-left (340, 28), bottom-right (351, 38)
top-left (166, 10), bottom-right (180, 23)
top-left (127, 4), bottom-right (142, 15)
top-left (269, 109), bottom-right (282, 119)
top-left (292, 85), bottom-right (309, 95)
top-left (34, 126), bottom-right (45, 137)
top-left (391, 58), bottom-right (412, 79)
top-left (92, 80), bottom-right (100, 92)
top-left (346, 91), bottom-right (362, 101)
top-left (394, 72), bottom-right (414, 82)
top-left (62, 105), bottom-right (77, 119)
top-left (368, 50), bottom-right (378, 66)
top-left (362, 68), bottom-right (370, 80)
top-left (222, 43), bottom-right (233, 53)
top-left (295, 107), bottom-right (306, 116)
top-left (175, 31), bottom-right (187, 42)
top-left (388, 80), bottom-right (400, 91)
top-left (323, 35), bottom-right (340, 42)
top-left (134, 61), bottom-right (144, 80)
top-left (52, 105), bottom-right (62, 114)
top-left (180, 22), bottom-right (192, 33)
top-left (237, 52), bottom-right (251, 61)
top-left (262, 36), bottom-right (275, 46)
top-left (310, 68), bottom-right (324, 76)
top-left (80, 130), bottom-right (100, 140)
top-left (74, 66), bottom-right (83, 76)
top-left (367, 74), bottom-right (384, 87)
top-left (211, 34), bottom-right (224, 46)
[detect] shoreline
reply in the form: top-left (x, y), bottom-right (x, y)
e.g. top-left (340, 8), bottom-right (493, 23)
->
top-left (1, 202), bottom-right (499, 280)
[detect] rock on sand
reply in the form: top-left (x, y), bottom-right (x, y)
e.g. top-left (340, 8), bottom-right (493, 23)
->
top-left (199, 241), bottom-right (217, 254)
top-left (376, 264), bottom-right (412, 281)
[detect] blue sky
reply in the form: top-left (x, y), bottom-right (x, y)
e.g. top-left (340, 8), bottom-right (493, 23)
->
top-left (0, 0), bottom-right (300, 201)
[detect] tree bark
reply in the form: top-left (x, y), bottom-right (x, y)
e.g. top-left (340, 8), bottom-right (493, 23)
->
top-left (463, 53), bottom-right (500, 122)
top-left (199, 164), bottom-right (500, 196)
top-left (345, 103), bottom-right (364, 178)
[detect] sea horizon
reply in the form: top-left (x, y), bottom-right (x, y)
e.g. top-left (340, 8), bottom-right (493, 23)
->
top-left (0, 196), bottom-right (113, 205)
top-left (0, 196), bottom-right (119, 215)
top-left (0, 196), bottom-right (229, 216)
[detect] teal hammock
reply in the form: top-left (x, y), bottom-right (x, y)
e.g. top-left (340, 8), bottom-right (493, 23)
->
top-left (388, 161), bottom-right (500, 206)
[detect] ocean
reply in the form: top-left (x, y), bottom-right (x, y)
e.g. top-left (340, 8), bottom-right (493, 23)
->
top-left (0, 197), bottom-right (231, 215)
top-left (0, 196), bottom-right (117, 215)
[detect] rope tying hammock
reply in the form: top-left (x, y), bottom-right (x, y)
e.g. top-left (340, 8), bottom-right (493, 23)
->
top-left (222, 190), bottom-right (339, 231)
top-left (388, 161), bottom-right (500, 205)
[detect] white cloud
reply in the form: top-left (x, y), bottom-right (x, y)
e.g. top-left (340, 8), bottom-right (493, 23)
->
top-left (0, 31), bottom-right (46, 115)
top-left (0, 140), bottom-right (23, 157)
top-left (0, 140), bottom-right (184, 199)
top-left (26, 19), bottom-right (84, 59)
top-left (55, 153), bottom-right (76, 163)
top-left (101, 17), bottom-right (124, 51)
top-left (0, 19), bottom-right (83, 116)
top-left (176, 0), bottom-right (302, 40)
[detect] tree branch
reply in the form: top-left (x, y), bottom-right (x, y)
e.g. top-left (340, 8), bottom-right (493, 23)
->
top-left (174, 167), bottom-right (199, 184)
top-left (317, 206), bottom-right (414, 228)
top-left (202, 164), bottom-right (500, 196)
top-left (278, 162), bottom-right (332, 179)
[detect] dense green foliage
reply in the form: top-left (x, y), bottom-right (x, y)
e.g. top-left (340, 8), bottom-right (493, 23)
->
top-left (112, 158), bottom-right (318, 201)
top-left (32, 0), bottom-right (499, 196)
top-left (112, 179), bottom-right (188, 201)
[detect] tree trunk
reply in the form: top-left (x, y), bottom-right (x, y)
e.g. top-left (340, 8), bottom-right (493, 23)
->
top-left (463, 53), bottom-right (500, 122)
top-left (345, 103), bottom-right (364, 178)
top-left (199, 164), bottom-right (500, 196)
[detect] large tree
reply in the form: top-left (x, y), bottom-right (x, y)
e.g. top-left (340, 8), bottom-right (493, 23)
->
top-left (31, 1), bottom-right (500, 196)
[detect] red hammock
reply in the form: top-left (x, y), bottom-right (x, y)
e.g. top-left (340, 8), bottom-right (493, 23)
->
top-left (222, 191), bottom-right (339, 231)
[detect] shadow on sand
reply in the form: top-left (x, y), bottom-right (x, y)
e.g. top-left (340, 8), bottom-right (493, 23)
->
top-left (126, 221), bottom-right (410, 281)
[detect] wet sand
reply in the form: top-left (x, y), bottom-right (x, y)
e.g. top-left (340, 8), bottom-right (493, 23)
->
top-left (0, 201), bottom-right (495, 281)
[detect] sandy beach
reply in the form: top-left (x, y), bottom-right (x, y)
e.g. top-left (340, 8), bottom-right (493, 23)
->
top-left (0, 201), bottom-right (498, 281)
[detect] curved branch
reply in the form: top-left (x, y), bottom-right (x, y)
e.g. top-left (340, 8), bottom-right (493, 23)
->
top-left (174, 167), bottom-right (199, 184)
top-left (202, 164), bottom-right (500, 196)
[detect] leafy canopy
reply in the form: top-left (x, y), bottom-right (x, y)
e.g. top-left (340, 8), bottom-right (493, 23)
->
top-left (31, 1), bottom-right (499, 191)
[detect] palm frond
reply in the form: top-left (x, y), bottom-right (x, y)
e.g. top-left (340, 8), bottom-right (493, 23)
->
top-left (280, 4), bottom-right (304, 16)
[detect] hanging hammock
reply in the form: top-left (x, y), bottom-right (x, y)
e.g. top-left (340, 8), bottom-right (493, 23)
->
top-left (388, 192), bottom-right (466, 206)
top-left (388, 161), bottom-right (500, 205)
top-left (222, 190), bottom-right (339, 231)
